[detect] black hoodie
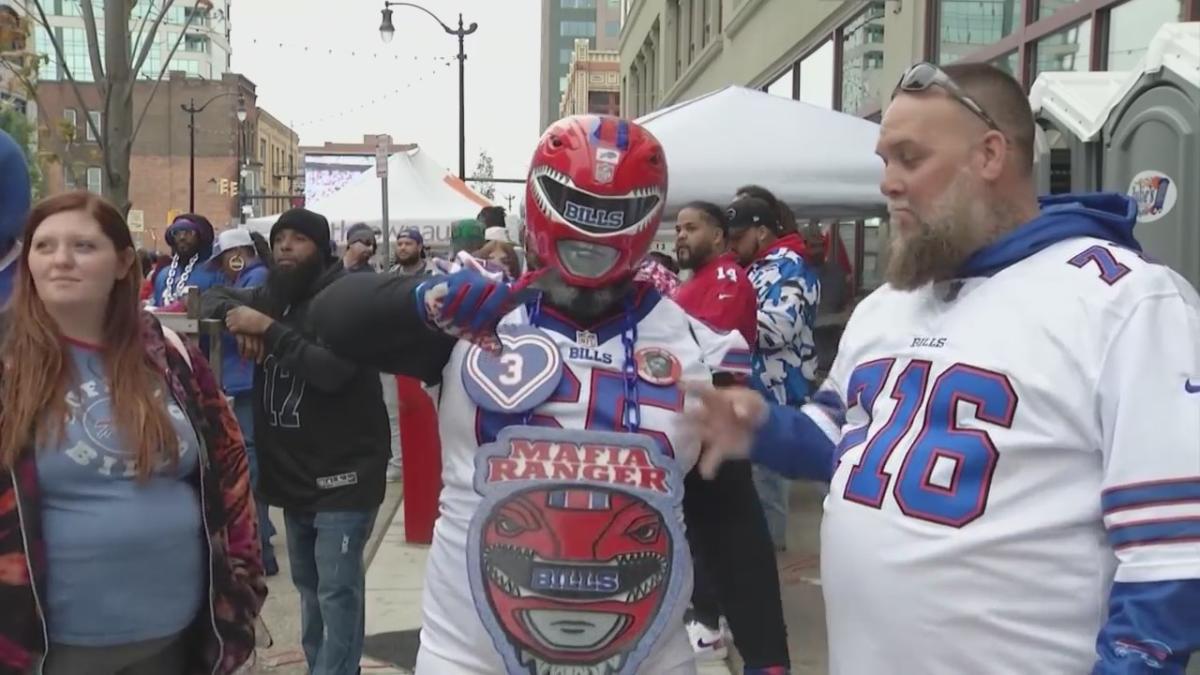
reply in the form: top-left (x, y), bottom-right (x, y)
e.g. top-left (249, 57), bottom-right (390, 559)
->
top-left (201, 262), bottom-right (390, 512)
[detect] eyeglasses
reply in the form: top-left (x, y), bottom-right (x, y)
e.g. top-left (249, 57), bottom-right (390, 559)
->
top-left (894, 62), bottom-right (1002, 132)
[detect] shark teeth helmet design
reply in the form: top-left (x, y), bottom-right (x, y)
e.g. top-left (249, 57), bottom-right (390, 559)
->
top-left (525, 115), bottom-right (667, 288)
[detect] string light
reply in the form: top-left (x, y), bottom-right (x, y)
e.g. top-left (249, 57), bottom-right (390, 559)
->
top-left (245, 38), bottom-right (455, 64)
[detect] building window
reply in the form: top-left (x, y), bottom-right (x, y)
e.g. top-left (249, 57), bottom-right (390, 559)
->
top-left (183, 34), bottom-right (210, 53)
top-left (169, 57), bottom-right (201, 76)
top-left (765, 68), bottom-right (794, 98)
top-left (63, 166), bottom-right (76, 190)
top-left (605, 20), bottom-right (621, 37)
top-left (86, 167), bottom-right (102, 194)
top-left (937, 0), bottom-right (1023, 65)
top-left (86, 111), bottom-right (101, 142)
top-left (1032, 18), bottom-right (1091, 78)
top-left (560, 21), bottom-right (596, 37)
top-left (1038, 0), bottom-right (1082, 19)
top-left (183, 5), bottom-right (210, 26)
top-left (560, 48), bottom-right (574, 64)
top-left (841, 2), bottom-right (886, 117)
top-left (798, 40), bottom-right (835, 110)
top-left (1106, 0), bottom-right (1181, 69)
top-left (561, 0), bottom-right (596, 7)
top-left (61, 27), bottom-right (97, 81)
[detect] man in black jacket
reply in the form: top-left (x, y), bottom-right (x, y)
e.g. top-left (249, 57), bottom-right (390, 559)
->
top-left (201, 208), bottom-right (389, 675)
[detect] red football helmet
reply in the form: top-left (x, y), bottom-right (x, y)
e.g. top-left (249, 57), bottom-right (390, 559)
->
top-left (525, 115), bottom-right (667, 288)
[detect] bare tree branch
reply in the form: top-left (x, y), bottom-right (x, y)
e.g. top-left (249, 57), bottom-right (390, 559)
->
top-left (29, 0), bottom-right (104, 151)
top-left (78, 0), bottom-right (106, 87)
top-left (132, 2), bottom-right (202, 141)
top-left (131, 0), bottom-right (159, 57)
top-left (131, 0), bottom-right (179, 76)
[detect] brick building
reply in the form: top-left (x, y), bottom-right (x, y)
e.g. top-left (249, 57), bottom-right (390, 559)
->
top-left (36, 71), bottom-right (276, 251)
top-left (251, 107), bottom-right (301, 219)
top-left (559, 38), bottom-right (620, 118)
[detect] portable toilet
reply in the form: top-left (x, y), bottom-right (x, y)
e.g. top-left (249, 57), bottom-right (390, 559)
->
top-left (1101, 22), bottom-right (1200, 289)
top-left (1029, 70), bottom-right (1130, 194)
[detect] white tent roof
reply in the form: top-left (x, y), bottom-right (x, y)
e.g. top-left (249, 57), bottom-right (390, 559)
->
top-left (1030, 22), bottom-right (1199, 141)
top-left (636, 86), bottom-right (886, 219)
top-left (245, 145), bottom-right (491, 246)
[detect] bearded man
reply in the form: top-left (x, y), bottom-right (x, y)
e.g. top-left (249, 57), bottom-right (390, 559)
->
top-left (151, 213), bottom-right (220, 307)
top-left (201, 208), bottom-right (390, 675)
top-left (687, 62), bottom-right (1200, 673)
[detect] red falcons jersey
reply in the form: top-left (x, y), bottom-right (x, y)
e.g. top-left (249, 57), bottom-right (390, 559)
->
top-left (673, 251), bottom-right (758, 345)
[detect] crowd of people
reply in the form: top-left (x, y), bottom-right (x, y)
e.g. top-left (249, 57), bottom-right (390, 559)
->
top-left (0, 59), bottom-right (1196, 675)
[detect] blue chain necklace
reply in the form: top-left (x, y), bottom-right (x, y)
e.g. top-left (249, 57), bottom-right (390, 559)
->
top-left (523, 293), bottom-right (641, 433)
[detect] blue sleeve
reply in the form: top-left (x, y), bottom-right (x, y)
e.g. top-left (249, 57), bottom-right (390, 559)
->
top-left (237, 265), bottom-right (269, 289)
top-left (1092, 580), bottom-right (1200, 673)
top-left (748, 402), bottom-right (836, 482)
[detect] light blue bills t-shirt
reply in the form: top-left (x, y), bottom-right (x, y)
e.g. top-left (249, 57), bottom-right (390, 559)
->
top-left (35, 341), bottom-right (206, 646)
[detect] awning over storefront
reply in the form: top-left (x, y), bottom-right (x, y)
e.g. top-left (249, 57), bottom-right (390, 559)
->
top-left (636, 85), bottom-right (886, 219)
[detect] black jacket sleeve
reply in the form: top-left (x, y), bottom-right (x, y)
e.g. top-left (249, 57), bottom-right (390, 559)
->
top-left (306, 272), bottom-right (456, 385)
top-left (200, 285), bottom-right (271, 319)
top-left (261, 321), bottom-right (361, 393)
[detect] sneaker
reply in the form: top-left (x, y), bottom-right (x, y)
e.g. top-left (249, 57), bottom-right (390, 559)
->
top-left (685, 618), bottom-right (727, 661)
top-left (385, 464), bottom-right (403, 482)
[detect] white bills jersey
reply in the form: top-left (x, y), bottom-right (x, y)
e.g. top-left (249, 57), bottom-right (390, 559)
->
top-left (417, 286), bottom-right (751, 675)
top-left (807, 237), bottom-right (1200, 673)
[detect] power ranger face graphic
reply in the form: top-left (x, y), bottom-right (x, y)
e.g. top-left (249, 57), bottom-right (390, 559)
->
top-left (481, 487), bottom-right (670, 674)
top-left (468, 427), bottom-right (689, 675)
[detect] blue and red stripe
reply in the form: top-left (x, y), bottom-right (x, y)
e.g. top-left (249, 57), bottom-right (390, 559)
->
top-left (719, 349), bottom-right (753, 371)
top-left (1107, 516), bottom-right (1200, 550)
top-left (1101, 477), bottom-right (1200, 514)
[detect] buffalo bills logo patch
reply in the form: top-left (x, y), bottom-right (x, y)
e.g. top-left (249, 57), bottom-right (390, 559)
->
top-left (463, 325), bottom-right (563, 413)
top-left (467, 426), bottom-right (689, 675)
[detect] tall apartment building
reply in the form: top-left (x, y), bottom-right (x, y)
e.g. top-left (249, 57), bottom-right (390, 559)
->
top-left (539, 0), bottom-right (624, 131)
top-left (34, 0), bottom-right (232, 82)
top-left (559, 38), bottom-right (620, 118)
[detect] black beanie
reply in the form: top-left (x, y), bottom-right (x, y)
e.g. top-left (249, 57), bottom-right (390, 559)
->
top-left (270, 208), bottom-right (333, 261)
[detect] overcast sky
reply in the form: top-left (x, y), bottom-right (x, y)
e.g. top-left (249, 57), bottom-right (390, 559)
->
top-left (231, 0), bottom-right (541, 210)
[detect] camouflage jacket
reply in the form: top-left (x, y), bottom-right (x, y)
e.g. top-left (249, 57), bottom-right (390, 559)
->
top-left (0, 313), bottom-right (267, 675)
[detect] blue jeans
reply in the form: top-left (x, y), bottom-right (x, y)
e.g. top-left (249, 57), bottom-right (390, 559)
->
top-left (283, 509), bottom-right (378, 675)
top-left (232, 393), bottom-right (276, 567)
top-left (752, 465), bottom-right (790, 551)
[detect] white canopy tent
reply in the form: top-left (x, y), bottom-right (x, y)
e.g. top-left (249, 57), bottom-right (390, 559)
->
top-left (245, 145), bottom-right (492, 247)
top-left (635, 86), bottom-right (886, 220)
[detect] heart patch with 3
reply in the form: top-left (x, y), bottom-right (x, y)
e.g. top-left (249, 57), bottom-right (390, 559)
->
top-left (462, 325), bottom-right (563, 413)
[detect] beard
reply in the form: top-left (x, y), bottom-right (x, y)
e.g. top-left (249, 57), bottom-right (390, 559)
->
top-left (266, 255), bottom-right (325, 307)
top-left (676, 241), bottom-right (713, 271)
top-left (396, 251), bottom-right (421, 267)
top-left (884, 169), bottom-right (1000, 291)
top-left (529, 268), bottom-right (631, 322)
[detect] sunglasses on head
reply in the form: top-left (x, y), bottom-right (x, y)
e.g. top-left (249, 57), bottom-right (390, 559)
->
top-left (894, 62), bottom-right (1002, 132)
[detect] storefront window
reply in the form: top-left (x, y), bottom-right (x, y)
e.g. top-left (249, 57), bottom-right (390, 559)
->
top-left (989, 50), bottom-right (1020, 76)
top-left (938, 0), bottom-right (1023, 64)
top-left (1033, 18), bottom-right (1091, 77)
top-left (798, 39), bottom-right (835, 109)
top-left (1106, 0), bottom-right (1181, 69)
top-left (766, 67), bottom-right (794, 98)
top-left (841, 2), bottom-right (886, 116)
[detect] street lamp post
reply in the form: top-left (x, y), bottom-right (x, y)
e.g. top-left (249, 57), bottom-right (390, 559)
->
top-left (379, 2), bottom-right (477, 180)
top-left (181, 92), bottom-right (247, 213)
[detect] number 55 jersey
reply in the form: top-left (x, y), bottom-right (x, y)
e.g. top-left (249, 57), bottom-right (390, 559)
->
top-left (814, 235), bottom-right (1200, 674)
top-left (416, 285), bottom-right (751, 675)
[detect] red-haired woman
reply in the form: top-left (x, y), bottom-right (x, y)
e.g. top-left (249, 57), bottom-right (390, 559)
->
top-left (0, 192), bottom-right (266, 675)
